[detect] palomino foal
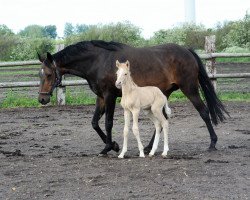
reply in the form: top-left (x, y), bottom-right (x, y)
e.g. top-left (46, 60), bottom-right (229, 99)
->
top-left (115, 60), bottom-right (171, 158)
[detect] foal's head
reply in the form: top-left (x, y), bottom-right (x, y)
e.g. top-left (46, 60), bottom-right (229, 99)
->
top-left (115, 60), bottom-right (131, 89)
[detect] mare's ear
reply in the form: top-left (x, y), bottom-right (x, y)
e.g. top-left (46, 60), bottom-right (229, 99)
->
top-left (116, 60), bottom-right (120, 68)
top-left (37, 52), bottom-right (44, 62)
top-left (47, 52), bottom-right (54, 63)
top-left (126, 60), bottom-right (130, 69)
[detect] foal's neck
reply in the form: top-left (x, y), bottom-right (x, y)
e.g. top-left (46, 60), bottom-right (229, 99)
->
top-left (122, 75), bottom-right (137, 95)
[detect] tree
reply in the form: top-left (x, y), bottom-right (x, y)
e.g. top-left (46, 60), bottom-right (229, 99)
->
top-left (19, 25), bottom-right (45, 38)
top-left (44, 25), bottom-right (57, 39)
top-left (75, 24), bottom-right (89, 34)
top-left (64, 23), bottom-right (75, 37)
top-left (0, 24), bottom-right (17, 61)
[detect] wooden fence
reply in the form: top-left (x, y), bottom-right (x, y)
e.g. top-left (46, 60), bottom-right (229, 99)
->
top-left (0, 36), bottom-right (249, 105)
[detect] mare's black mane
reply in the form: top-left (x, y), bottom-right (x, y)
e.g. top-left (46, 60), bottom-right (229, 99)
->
top-left (53, 40), bottom-right (126, 64)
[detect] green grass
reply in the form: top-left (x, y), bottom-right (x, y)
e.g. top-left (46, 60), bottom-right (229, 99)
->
top-left (216, 57), bottom-right (250, 63)
top-left (0, 70), bottom-right (38, 76)
top-left (0, 90), bottom-right (249, 108)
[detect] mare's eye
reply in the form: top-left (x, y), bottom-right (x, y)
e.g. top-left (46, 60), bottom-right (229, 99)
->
top-left (125, 73), bottom-right (127, 75)
top-left (47, 74), bottom-right (52, 78)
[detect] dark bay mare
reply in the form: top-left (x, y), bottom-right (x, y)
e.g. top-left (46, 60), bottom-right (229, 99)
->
top-left (38, 40), bottom-right (229, 155)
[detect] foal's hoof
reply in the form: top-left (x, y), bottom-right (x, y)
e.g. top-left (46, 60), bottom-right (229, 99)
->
top-left (118, 154), bottom-right (124, 159)
top-left (112, 141), bottom-right (120, 152)
top-left (148, 153), bottom-right (154, 158)
top-left (144, 146), bottom-right (152, 155)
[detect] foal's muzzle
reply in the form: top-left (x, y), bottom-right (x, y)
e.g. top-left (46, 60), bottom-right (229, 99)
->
top-left (115, 81), bottom-right (122, 89)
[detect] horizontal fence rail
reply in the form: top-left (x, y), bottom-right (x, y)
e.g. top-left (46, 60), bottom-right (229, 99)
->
top-left (0, 80), bottom-right (88, 88)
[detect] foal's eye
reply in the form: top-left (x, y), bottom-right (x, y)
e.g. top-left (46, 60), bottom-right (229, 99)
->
top-left (125, 73), bottom-right (127, 75)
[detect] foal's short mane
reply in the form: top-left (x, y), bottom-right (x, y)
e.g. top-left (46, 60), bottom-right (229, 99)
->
top-left (53, 40), bottom-right (126, 65)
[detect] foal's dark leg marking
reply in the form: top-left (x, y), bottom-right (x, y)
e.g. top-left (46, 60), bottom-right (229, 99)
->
top-left (99, 94), bottom-right (119, 155)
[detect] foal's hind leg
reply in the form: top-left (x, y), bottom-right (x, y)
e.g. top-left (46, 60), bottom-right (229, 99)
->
top-left (132, 109), bottom-right (145, 158)
top-left (146, 109), bottom-right (162, 157)
top-left (180, 86), bottom-right (218, 150)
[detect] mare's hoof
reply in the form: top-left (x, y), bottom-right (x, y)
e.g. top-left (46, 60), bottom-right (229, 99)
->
top-left (144, 146), bottom-right (152, 155)
top-left (112, 141), bottom-right (120, 152)
top-left (98, 153), bottom-right (108, 157)
top-left (208, 146), bottom-right (217, 152)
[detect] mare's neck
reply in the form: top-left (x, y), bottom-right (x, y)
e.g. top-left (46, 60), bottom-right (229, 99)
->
top-left (54, 52), bottom-right (97, 79)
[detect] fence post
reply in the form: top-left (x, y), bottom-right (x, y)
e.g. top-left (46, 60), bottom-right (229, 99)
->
top-left (55, 44), bottom-right (66, 105)
top-left (205, 35), bottom-right (217, 90)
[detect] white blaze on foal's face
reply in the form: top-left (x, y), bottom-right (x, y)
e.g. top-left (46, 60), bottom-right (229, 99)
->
top-left (115, 60), bottom-right (130, 89)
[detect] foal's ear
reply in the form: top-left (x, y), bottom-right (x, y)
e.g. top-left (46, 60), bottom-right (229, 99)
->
top-left (47, 52), bottom-right (54, 63)
top-left (116, 60), bottom-right (120, 68)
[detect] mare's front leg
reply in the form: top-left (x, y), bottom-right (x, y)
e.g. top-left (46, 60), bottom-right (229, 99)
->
top-left (92, 96), bottom-right (119, 154)
top-left (118, 109), bottom-right (131, 158)
top-left (99, 94), bottom-right (119, 155)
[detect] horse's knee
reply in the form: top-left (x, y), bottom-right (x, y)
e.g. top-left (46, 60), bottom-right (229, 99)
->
top-left (91, 120), bottom-right (99, 130)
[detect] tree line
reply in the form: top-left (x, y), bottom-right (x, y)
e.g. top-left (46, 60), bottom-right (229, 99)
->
top-left (0, 13), bottom-right (249, 61)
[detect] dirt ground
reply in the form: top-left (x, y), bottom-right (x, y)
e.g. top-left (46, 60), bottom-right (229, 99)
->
top-left (0, 102), bottom-right (249, 199)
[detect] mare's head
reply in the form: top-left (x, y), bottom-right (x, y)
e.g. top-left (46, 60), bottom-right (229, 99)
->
top-left (115, 60), bottom-right (131, 89)
top-left (38, 52), bottom-right (62, 105)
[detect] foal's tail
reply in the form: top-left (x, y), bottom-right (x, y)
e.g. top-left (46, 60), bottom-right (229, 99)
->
top-left (163, 100), bottom-right (171, 119)
top-left (188, 49), bottom-right (230, 125)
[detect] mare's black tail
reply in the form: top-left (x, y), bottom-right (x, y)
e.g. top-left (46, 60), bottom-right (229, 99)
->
top-left (188, 49), bottom-right (230, 125)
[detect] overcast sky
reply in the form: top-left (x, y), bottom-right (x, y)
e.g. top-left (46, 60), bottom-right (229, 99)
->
top-left (0, 0), bottom-right (249, 38)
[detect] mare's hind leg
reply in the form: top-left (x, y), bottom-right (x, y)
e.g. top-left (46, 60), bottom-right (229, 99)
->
top-left (132, 109), bottom-right (145, 158)
top-left (180, 86), bottom-right (218, 150)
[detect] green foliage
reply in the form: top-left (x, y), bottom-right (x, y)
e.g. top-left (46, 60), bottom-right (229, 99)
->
top-left (64, 22), bottom-right (75, 38)
top-left (10, 37), bottom-right (55, 61)
top-left (215, 13), bottom-right (250, 50)
top-left (44, 25), bottom-right (57, 39)
top-left (0, 25), bottom-right (18, 61)
top-left (19, 25), bottom-right (45, 38)
top-left (64, 21), bottom-right (145, 47)
top-left (150, 23), bottom-right (210, 49)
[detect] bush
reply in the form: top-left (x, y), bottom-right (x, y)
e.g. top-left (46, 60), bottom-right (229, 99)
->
top-left (150, 23), bottom-right (211, 49)
top-left (10, 37), bottom-right (55, 61)
top-left (64, 21), bottom-right (146, 47)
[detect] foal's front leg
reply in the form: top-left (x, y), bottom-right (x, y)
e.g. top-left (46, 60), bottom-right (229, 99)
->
top-left (132, 109), bottom-right (145, 158)
top-left (118, 109), bottom-right (131, 158)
